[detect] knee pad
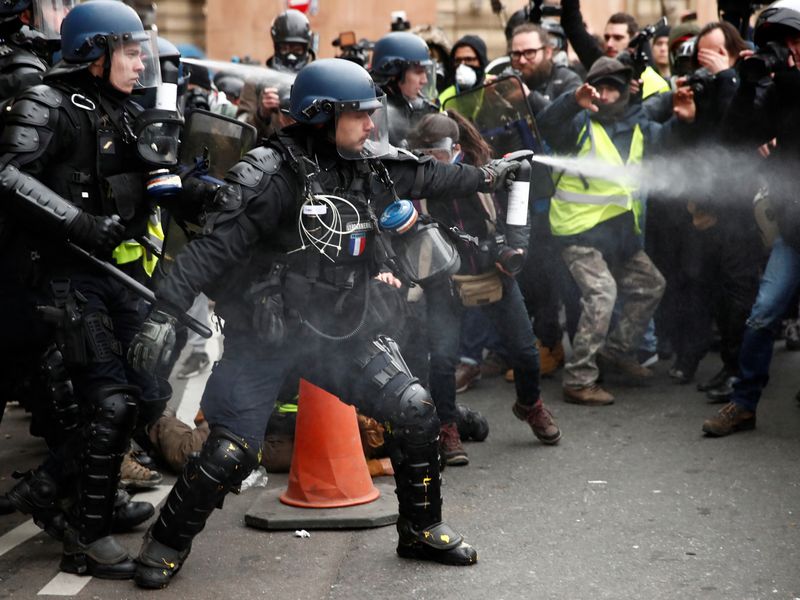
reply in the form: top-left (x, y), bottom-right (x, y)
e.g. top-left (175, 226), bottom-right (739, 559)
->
top-left (390, 382), bottom-right (439, 445)
top-left (86, 384), bottom-right (139, 455)
top-left (197, 427), bottom-right (261, 490)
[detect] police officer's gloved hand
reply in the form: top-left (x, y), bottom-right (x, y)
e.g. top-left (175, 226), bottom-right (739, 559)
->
top-left (67, 212), bottom-right (126, 255)
top-left (128, 309), bottom-right (178, 374)
top-left (478, 159), bottom-right (521, 193)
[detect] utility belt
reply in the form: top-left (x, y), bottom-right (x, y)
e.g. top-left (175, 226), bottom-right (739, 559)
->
top-left (35, 278), bottom-right (122, 366)
top-left (244, 258), bottom-right (407, 345)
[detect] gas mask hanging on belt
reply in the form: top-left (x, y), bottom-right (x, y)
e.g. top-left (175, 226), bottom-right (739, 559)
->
top-left (379, 199), bottom-right (460, 284)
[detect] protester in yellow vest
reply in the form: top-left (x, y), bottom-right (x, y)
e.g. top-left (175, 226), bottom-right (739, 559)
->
top-left (535, 57), bottom-right (691, 406)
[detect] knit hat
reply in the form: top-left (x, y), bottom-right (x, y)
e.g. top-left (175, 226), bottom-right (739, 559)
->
top-left (586, 56), bottom-right (632, 90)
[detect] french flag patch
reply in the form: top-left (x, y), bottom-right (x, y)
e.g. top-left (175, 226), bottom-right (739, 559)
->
top-left (349, 232), bottom-right (366, 256)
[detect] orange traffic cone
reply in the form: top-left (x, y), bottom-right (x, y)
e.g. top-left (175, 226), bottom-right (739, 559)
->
top-left (279, 379), bottom-right (381, 508)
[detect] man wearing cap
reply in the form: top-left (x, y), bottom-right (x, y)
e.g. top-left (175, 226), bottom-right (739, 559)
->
top-left (535, 57), bottom-right (691, 406)
top-left (438, 34), bottom-right (490, 106)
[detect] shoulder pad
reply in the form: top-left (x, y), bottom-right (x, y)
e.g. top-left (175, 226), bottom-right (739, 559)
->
top-left (4, 96), bottom-right (51, 126)
top-left (227, 146), bottom-right (282, 189)
top-left (0, 123), bottom-right (40, 152)
top-left (16, 84), bottom-right (62, 108)
top-left (243, 145), bottom-right (282, 174)
top-left (0, 49), bottom-right (47, 72)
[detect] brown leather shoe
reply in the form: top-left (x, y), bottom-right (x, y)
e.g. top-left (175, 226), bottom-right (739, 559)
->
top-left (455, 363), bottom-right (481, 394)
top-left (563, 384), bottom-right (615, 406)
top-left (439, 423), bottom-right (469, 466)
top-left (512, 399), bottom-right (561, 444)
top-left (702, 402), bottom-right (756, 437)
top-left (597, 349), bottom-right (654, 381)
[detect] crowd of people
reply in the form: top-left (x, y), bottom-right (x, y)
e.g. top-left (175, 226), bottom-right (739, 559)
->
top-left (1, 0), bottom-right (799, 591)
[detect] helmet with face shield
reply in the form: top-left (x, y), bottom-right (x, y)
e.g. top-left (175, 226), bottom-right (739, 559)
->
top-left (289, 58), bottom-right (389, 160)
top-left (370, 31), bottom-right (437, 103)
top-left (270, 9), bottom-right (313, 72)
top-left (60, 0), bottom-right (161, 91)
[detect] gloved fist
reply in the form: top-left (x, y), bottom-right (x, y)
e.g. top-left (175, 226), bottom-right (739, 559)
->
top-left (128, 309), bottom-right (177, 374)
top-left (67, 212), bottom-right (126, 255)
top-left (479, 159), bottom-right (521, 192)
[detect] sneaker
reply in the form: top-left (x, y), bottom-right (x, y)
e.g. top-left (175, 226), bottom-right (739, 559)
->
top-left (512, 399), bottom-right (561, 444)
top-left (120, 450), bottom-right (163, 490)
top-left (454, 404), bottom-right (489, 442)
top-left (480, 351), bottom-right (509, 378)
top-left (702, 402), bottom-right (756, 436)
top-left (597, 349), bottom-right (654, 381)
top-left (176, 352), bottom-right (210, 379)
top-left (538, 341), bottom-right (565, 377)
top-left (668, 364), bottom-right (694, 384)
top-left (563, 384), bottom-right (615, 406)
top-left (638, 350), bottom-right (658, 368)
top-left (439, 423), bottom-right (469, 466)
top-left (455, 362), bottom-right (481, 394)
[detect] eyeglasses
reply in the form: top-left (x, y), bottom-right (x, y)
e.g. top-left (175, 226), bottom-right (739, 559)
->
top-left (509, 47), bottom-right (544, 61)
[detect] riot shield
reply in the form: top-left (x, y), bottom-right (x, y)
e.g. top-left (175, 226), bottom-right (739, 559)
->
top-left (442, 75), bottom-right (553, 198)
top-left (158, 110), bottom-right (258, 277)
top-left (178, 109), bottom-right (257, 178)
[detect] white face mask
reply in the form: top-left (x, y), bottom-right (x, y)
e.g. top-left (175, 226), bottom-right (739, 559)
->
top-left (455, 63), bottom-right (478, 89)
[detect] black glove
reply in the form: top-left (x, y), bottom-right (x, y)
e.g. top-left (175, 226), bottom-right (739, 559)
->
top-left (67, 212), bottom-right (126, 255)
top-left (128, 309), bottom-right (178, 374)
top-left (478, 159), bottom-right (521, 193)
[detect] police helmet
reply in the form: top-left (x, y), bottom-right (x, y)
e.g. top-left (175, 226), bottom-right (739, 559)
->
top-left (0, 0), bottom-right (31, 18)
top-left (370, 31), bottom-right (432, 81)
top-left (289, 58), bottom-right (383, 125)
top-left (755, 0), bottom-right (800, 47)
top-left (271, 9), bottom-right (312, 47)
top-left (61, 0), bottom-right (148, 63)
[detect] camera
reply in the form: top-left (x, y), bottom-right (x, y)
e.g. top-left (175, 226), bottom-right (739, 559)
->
top-left (685, 67), bottom-right (715, 97)
top-left (480, 233), bottom-right (525, 275)
top-left (739, 41), bottom-right (791, 83)
top-left (332, 31), bottom-right (373, 68)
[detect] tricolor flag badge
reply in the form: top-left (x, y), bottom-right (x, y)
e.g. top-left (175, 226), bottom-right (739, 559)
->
top-left (349, 232), bottom-right (367, 256)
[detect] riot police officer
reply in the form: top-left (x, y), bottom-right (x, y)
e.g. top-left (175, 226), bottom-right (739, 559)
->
top-left (370, 31), bottom-right (439, 146)
top-left (0, 0), bottom-right (74, 100)
top-left (0, 0), bottom-right (179, 578)
top-left (128, 58), bottom-right (520, 589)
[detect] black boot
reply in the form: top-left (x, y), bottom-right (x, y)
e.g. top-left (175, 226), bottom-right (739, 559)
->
top-left (60, 527), bottom-right (136, 579)
top-left (389, 389), bottom-right (477, 566)
top-left (110, 489), bottom-right (154, 533)
top-left (6, 468), bottom-right (64, 539)
top-left (0, 495), bottom-right (14, 515)
top-left (61, 385), bottom-right (138, 579)
top-left (134, 427), bottom-right (260, 589)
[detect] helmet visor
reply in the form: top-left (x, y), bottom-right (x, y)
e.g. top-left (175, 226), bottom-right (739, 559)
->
top-left (398, 61), bottom-right (438, 103)
top-left (334, 94), bottom-right (390, 160)
top-left (109, 30), bottom-right (161, 91)
top-left (33, 0), bottom-right (77, 41)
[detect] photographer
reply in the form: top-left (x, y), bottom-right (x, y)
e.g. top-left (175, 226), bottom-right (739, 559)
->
top-left (656, 22), bottom-right (763, 406)
top-left (702, 0), bottom-right (800, 436)
top-left (559, 0), bottom-right (670, 100)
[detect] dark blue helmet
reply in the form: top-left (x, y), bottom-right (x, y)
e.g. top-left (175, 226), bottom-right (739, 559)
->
top-left (271, 9), bottom-right (312, 46)
top-left (157, 36), bottom-right (180, 62)
top-left (370, 31), bottom-right (431, 80)
top-left (0, 0), bottom-right (31, 19)
top-left (289, 58), bottom-right (383, 125)
top-left (60, 0), bottom-right (148, 64)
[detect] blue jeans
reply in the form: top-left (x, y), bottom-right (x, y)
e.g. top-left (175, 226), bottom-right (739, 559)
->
top-left (732, 237), bottom-right (800, 411)
top-left (427, 275), bottom-right (541, 424)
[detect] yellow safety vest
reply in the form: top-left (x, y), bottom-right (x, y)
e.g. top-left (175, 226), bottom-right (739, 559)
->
top-left (111, 209), bottom-right (164, 277)
top-left (641, 65), bottom-right (670, 99)
top-left (550, 119), bottom-right (644, 237)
